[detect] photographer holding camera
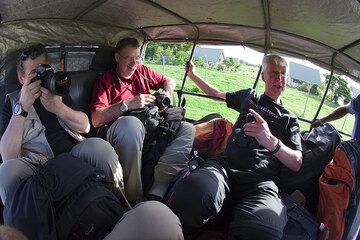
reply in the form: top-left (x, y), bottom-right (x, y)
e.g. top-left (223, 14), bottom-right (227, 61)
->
top-left (0, 44), bottom-right (123, 204)
top-left (90, 37), bottom-right (195, 203)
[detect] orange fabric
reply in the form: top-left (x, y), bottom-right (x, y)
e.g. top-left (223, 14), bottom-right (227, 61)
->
top-left (317, 147), bottom-right (355, 240)
top-left (193, 118), bottom-right (233, 158)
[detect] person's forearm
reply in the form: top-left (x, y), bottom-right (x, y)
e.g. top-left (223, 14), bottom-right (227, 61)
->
top-left (0, 116), bottom-right (25, 160)
top-left (56, 103), bottom-right (90, 133)
top-left (92, 103), bottom-right (123, 128)
top-left (320, 106), bottom-right (349, 123)
top-left (273, 139), bottom-right (303, 172)
top-left (188, 73), bottom-right (225, 99)
top-left (163, 77), bottom-right (176, 94)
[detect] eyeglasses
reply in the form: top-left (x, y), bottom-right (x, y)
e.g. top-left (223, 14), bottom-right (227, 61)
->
top-left (269, 71), bottom-right (287, 78)
top-left (118, 54), bottom-right (143, 63)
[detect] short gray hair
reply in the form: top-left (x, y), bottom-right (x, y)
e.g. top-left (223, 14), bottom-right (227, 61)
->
top-left (262, 54), bottom-right (287, 72)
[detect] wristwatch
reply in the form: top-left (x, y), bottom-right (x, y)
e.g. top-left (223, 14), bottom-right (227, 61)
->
top-left (119, 101), bottom-right (128, 113)
top-left (13, 102), bottom-right (28, 118)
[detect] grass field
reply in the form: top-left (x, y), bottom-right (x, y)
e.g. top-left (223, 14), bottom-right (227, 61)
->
top-left (146, 62), bottom-right (355, 138)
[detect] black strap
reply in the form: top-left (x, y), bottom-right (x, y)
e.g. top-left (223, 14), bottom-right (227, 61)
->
top-left (191, 113), bottom-right (223, 125)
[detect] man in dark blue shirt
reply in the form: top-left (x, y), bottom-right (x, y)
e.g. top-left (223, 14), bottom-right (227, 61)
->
top-left (167, 55), bottom-right (303, 240)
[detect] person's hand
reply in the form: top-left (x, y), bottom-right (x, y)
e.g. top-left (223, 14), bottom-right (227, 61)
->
top-left (39, 87), bottom-right (63, 114)
top-left (311, 119), bottom-right (323, 128)
top-left (243, 108), bottom-right (276, 150)
top-left (125, 94), bottom-right (156, 110)
top-left (185, 60), bottom-right (196, 79)
top-left (163, 91), bottom-right (171, 97)
top-left (19, 76), bottom-right (42, 112)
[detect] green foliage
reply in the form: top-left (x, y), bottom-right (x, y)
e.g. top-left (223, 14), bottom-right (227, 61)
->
top-left (144, 42), bottom-right (192, 65)
top-left (324, 73), bottom-right (352, 104)
top-left (309, 83), bottom-right (325, 96)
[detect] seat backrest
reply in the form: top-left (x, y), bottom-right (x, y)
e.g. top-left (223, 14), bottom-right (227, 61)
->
top-left (0, 51), bottom-right (22, 125)
top-left (68, 70), bottom-right (98, 118)
top-left (89, 46), bottom-right (116, 73)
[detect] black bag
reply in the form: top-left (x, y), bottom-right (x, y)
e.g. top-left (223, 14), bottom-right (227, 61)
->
top-left (4, 153), bottom-right (125, 240)
top-left (281, 193), bottom-right (319, 240)
top-left (125, 106), bottom-right (162, 141)
top-left (279, 123), bottom-right (342, 213)
top-left (140, 106), bottom-right (185, 194)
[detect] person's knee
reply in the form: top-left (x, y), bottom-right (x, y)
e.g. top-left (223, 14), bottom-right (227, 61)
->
top-left (71, 138), bottom-right (123, 187)
top-left (228, 215), bottom-right (286, 240)
top-left (0, 225), bottom-right (28, 240)
top-left (229, 183), bottom-right (287, 240)
top-left (108, 116), bottom-right (145, 144)
top-left (166, 164), bottom-right (228, 229)
top-left (178, 121), bottom-right (195, 137)
top-left (72, 138), bottom-right (118, 163)
top-left (0, 160), bottom-right (34, 204)
top-left (104, 201), bottom-right (183, 240)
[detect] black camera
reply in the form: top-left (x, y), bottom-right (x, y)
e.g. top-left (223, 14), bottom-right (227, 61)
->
top-left (153, 92), bottom-right (171, 109)
top-left (31, 64), bottom-right (71, 96)
top-left (232, 113), bottom-right (258, 148)
top-left (246, 113), bottom-right (256, 123)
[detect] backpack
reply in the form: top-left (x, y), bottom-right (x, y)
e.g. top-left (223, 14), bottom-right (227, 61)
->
top-left (193, 117), bottom-right (234, 159)
top-left (4, 153), bottom-right (126, 240)
top-left (317, 140), bottom-right (360, 240)
top-left (281, 192), bottom-right (319, 240)
top-left (132, 106), bottom-right (185, 194)
top-left (279, 123), bottom-right (342, 214)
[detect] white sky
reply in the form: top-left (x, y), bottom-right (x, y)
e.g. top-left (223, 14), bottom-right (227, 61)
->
top-left (200, 44), bottom-right (360, 96)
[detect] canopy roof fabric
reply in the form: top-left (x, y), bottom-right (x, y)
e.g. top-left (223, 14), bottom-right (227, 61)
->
top-left (0, 0), bottom-right (359, 82)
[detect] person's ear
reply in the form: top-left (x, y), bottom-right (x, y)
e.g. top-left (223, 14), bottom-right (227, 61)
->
top-left (261, 72), bottom-right (265, 82)
top-left (114, 52), bottom-right (121, 63)
top-left (18, 73), bottom-right (26, 85)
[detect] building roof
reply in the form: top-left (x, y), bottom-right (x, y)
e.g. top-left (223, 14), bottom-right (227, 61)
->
top-left (193, 47), bottom-right (224, 63)
top-left (289, 62), bottom-right (322, 85)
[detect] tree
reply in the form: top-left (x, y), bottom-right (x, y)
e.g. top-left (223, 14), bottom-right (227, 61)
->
top-left (144, 42), bottom-right (192, 65)
top-left (324, 73), bottom-right (352, 104)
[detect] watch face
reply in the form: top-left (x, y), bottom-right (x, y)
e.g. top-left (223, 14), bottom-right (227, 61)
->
top-left (120, 102), bottom-right (128, 112)
top-left (14, 103), bottom-right (21, 115)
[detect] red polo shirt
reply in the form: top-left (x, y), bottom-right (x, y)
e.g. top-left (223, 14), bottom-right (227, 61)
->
top-left (91, 64), bottom-right (166, 111)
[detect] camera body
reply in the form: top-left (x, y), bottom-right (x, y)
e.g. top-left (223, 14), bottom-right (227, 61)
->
top-left (31, 64), bottom-right (71, 96)
top-left (233, 113), bottom-right (258, 148)
top-left (153, 92), bottom-right (171, 109)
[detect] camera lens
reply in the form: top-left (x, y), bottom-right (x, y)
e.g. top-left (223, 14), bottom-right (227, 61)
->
top-left (154, 92), bottom-right (171, 108)
top-left (53, 72), bottom-right (71, 96)
top-left (35, 64), bottom-right (70, 96)
top-left (160, 96), bottom-right (171, 107)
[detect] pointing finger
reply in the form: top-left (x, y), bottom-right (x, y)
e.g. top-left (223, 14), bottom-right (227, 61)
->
top-left (249, 109), bottom-right (265, 124)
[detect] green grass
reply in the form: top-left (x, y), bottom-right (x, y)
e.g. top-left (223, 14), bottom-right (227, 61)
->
top-left (146, 62), bottom-right (355, 137)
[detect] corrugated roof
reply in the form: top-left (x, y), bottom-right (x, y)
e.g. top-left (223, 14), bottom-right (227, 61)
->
top-left (193, 47), bottom-right (224, 63)
top-left (289, 62), bottom-right (322, 85)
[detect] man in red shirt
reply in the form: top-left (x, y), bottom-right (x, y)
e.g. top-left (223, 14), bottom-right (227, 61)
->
top-left (90, 37), bottom-right (195, 202)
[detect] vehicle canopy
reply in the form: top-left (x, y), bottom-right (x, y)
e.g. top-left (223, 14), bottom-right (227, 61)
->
top-left (0, 0), bottom-right (359, 83)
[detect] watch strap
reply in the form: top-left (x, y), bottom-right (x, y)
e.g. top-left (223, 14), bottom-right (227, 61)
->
top-left (269, 139), bottom-right (281, 155)
top-left (14, 103), bottom-right (28, 118)
top-left (19, 109), bottom-right (28, 118)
